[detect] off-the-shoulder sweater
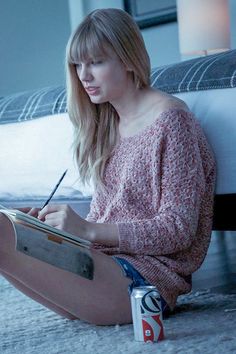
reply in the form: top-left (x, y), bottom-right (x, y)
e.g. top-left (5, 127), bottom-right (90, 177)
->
top-left (86, 109), bottom-right (216, 309)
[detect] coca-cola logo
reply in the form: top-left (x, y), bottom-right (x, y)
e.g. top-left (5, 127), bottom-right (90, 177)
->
top-left (141, 290), bottom-right (161, 314)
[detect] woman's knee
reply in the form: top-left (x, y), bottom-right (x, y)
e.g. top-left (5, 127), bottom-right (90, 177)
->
top-left (0, 214), bottom-right (17, 255)
top-left (0, 213), bottom-right (13, 234)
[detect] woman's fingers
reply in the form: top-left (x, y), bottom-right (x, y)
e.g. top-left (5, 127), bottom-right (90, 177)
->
top-left (17, 207), bottom-right (32, 213)
top-left (17, 207), bottom-right (40, 217)
top-left (38, 204), bottom-right (63, 220)
top-left (28, 207), bottom-right (40, 217)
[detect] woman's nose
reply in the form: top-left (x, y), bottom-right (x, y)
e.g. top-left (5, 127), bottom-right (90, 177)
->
top-left (79, 65), bottom-right (92, 82)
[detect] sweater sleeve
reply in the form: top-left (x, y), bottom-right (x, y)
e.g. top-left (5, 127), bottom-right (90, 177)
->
top-left (117, 110), bottom-right (211, 255)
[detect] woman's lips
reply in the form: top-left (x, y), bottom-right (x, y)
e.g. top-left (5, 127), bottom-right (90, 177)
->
top-left (85, 87), bottom-right (100, 95)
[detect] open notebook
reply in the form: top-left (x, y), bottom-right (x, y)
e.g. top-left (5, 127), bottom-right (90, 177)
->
top-left (0, 204), bottom-right (94, 279)
top-left (0, 204), bottom-right (90, 247)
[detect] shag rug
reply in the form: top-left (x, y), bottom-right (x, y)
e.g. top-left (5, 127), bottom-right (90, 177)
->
top-left (1, 277), bottom-right (236, 354)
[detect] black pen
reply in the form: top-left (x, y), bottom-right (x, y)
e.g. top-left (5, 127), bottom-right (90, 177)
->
top-left (41, 169), bottom-right (68, 210)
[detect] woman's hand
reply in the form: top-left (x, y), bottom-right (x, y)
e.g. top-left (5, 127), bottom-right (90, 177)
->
top-left (38, 204), bottom-right (90, 240)
top-left (37, 204), bottom-right (120, 246)
top-left (19, 204), bottom-right (120, 246)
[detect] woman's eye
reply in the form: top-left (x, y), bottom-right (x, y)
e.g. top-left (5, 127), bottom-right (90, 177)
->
top-left (91, 60), bottom-right (103, 65)
top-left (75, 63), bottom-right (82, 70)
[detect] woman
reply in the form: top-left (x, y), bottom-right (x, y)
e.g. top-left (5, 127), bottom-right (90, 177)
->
top-left (0, 8), bottom-right (216, 325)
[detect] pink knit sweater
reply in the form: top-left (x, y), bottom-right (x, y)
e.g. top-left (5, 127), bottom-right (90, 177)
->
top-left (86, 109), bottom-right (216, 309)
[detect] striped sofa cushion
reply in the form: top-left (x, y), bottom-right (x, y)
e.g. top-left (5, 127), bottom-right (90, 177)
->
top-left (0, 87), bottom-right (67, 124)
top-left (151, 49), bottom-right (236, 93)
top-left (0, 49), bottom-right (235, 124)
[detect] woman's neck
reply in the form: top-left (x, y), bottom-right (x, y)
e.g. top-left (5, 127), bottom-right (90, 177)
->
top-left (111, 85), bottom-right (152, 125)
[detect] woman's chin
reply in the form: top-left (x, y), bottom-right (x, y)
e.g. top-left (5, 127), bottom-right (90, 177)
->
top-left (89, 96), bottom-right (107, 104)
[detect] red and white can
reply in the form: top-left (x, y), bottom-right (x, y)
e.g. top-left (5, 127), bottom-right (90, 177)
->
top-left (131, 285), bottom-right (164, 342)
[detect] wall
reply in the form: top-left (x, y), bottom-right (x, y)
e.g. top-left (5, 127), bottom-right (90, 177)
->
top-left (68, 0), bottom-right (123, 31)
top-left (0, 0), bottom-right (235, 96)
top-left (0, 0), bottom-right (71, 96)
top-left (142, 22), bottom-right (180, 68)
top-left (229, 0), bottom-right (236, 47)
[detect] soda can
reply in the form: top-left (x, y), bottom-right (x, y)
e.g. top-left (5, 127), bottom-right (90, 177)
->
top-left (131, 285), bottom-right (164, 342)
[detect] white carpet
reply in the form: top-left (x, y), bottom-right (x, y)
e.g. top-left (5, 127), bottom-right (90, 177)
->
top-left (1, 277), bottom-right (236, 354)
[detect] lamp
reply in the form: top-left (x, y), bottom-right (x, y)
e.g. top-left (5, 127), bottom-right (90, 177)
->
top-left (177, 0), bottom-right (231, 60)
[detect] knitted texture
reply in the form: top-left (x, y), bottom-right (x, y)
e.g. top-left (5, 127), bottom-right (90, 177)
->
top-left (86, 109), bottom-right (216, 309)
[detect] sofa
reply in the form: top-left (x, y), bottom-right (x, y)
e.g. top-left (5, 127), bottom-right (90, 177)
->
top-left (1, 49), bottom-right (236, 224)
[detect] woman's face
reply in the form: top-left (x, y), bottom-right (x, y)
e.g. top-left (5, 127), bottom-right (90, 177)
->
top-left (75, 47), bottom-right (131, 105)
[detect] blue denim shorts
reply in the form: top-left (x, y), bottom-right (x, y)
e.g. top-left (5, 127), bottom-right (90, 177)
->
top-left (113, 257), bottom-right (170, 317)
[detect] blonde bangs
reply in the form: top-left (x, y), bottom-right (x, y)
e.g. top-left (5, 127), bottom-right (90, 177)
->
top-left (67, 23), bottom-right (111, 65)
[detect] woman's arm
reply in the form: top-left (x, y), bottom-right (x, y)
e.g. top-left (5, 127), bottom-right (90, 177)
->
top-left (37, 204), bottom-right (120, 246)
top-left (37, 111), bottom-right (215, 254)
top-left (116, 111), bottom-right (215, 255)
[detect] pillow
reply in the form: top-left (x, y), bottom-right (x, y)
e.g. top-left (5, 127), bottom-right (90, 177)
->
top-left (0, 49), bottom-right (235, 124)
top-left (151, 49), bottom-right (236, 93)
top-left (0, 87), bottom-right (66, 124)
top-left (0, 113), bottom-right (93, 201)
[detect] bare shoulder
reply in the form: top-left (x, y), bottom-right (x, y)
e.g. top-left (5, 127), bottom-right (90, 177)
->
top-left (123, 88), bottom-right (191, 138)
top-left (148, 88), bottom-right (189, 113)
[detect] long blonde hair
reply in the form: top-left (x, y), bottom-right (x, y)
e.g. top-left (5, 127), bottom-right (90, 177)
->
top-left (66, 8), bottom-right (150, 189)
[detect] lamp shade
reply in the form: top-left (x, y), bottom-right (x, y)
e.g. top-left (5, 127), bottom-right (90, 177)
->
top-left (177, 0), bottom-right (231, 58)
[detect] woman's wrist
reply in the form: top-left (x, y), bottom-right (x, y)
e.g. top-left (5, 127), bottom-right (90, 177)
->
top-left (85, 221), bottom-right (97, 243)
top-left (86, 221), bottom-right (119, 246)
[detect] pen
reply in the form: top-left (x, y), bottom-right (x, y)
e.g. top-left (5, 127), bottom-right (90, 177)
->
top-left (41, 169), bottom-right (68, 210)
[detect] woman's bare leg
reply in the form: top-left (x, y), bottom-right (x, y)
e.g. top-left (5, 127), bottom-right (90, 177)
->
top-left (0, 215), bottom-right (132, 325)
top-left (1, 271), bottom-right (77, 319)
